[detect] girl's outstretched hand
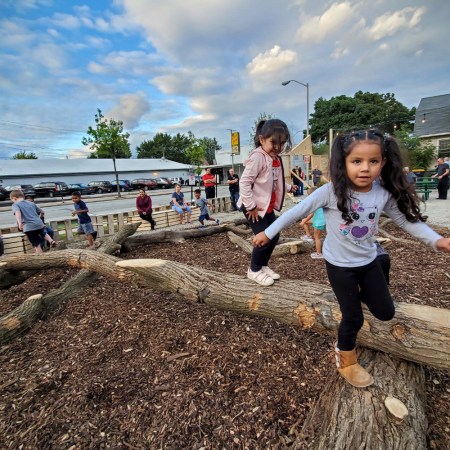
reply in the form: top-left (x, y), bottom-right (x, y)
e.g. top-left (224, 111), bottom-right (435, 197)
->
top-left (436, 238), bottom-right (450, 252)
top-left (253, 232), bottom-right (270, 247)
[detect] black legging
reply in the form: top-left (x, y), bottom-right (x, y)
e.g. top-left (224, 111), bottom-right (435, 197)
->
top-left (244, 210), bottom-right (280, 272)
top-left (326, 258), bottom-right (395, 351)
top-left (138, 212), bottom-right (156, 230)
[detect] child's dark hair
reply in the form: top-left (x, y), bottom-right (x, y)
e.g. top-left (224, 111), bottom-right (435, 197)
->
top-left (253, 119), bottom-right (292, 151)
top-left (194, 189), bottom-right (201, 194)
top-left (330, 130), bottom-right (424, 224)
top-left (71, 191), bottom-right (81, 197)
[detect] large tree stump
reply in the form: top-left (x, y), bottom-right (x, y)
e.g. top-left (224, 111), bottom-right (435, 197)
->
top-left (297, 349), bottom-right (427, 449)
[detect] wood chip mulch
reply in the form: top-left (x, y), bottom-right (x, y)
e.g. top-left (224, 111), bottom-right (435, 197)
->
top-left (0, 221), bottom-right (449, 449)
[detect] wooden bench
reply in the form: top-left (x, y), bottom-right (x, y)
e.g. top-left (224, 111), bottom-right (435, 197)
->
top-left (414, 178), bottom-right (437, 201)
top-left (2, 232), bottom-right (33, 256)
top-left (126, 207), bottom-right (201, 231)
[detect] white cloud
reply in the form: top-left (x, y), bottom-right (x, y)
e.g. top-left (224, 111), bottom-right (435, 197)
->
top-left (368, 7), bottom-right (425, 41)
top-left (296, 2), bottom-right (355, 43)
top-left (247, 45), bottom-right (298, 76)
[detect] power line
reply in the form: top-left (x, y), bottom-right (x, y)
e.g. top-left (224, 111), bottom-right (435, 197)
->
top-left (0, 119), bottom-right (85, 134)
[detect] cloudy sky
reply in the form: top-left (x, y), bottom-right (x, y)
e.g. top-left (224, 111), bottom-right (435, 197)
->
top-left (0, 0), bottom-right (448, 159)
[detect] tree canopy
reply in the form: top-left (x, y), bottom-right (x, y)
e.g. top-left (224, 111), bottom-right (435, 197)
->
top-left (82, 109), bottom-right (131, 159)
top-left (309, 91), bottom-right (415, 142)
top-left (136, 132), bottom-right (220, 165)
top-left (11, 151), bottom-right (38, 159)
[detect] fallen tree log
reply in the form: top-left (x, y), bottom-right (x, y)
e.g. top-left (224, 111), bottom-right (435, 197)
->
top-left (2, 254), bottom-right (449, 370)
top-left (0, 223), bottom-right (140, 344)
top-left (123, 218), bottom-right (250, 249)
top-left (227, 231), bottom-right (313, 256)
top-left (296, 348), bottom-right (427, 450)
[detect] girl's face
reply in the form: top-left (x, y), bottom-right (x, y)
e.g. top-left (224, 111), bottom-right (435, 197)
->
top-left (259, 135), bottom-right (288, 158)
top-left (345, 141), bottom-right (385, 192)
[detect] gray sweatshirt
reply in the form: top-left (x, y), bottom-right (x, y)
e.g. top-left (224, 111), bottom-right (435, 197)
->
top-left (265, 183), bottom-right (441, 267)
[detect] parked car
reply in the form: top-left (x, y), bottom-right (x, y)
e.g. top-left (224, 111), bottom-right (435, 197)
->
top-left (87, 181), bottom-right (113, 194)
top-left (131, 179), bottom-right (158, 190)
top-left (67, 183), bottom-right (95, 195)
top-left (153, 177), bottom-right (173, 189)
top-left (170, 177), bottom-right (186, 186)
top-left (4, 184), bottom-right (36, 198)
top-left (110, 179), bottom-right (133, 192)
top-left (33, 181), bottom-right (70, 198)
top-left (0, 186), bottom-right (8, 201)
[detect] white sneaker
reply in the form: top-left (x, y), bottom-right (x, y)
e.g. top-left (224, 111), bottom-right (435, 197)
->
top-left (247, 268), bottom-right (274, 286)
top-left (262, 266), bottom-right (280, 280)
top-left (311, 252), bottom-right (324, 259)
top-left (301, 236), bottom-right (314, 242)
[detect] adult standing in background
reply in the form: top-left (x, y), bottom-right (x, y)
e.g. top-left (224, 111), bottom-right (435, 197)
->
top-left (403, 167), bottom-right (416, 185)
top-left (432, 157), bottom-right (449, 200)
top-left (292, 165), bottom-right (304, 196)
top-left (227, 168), bottom-right (240, 211)
top-left (312, 165), bottom-right (322, 186)
top-left (202, 167), bottom-right (216, 199)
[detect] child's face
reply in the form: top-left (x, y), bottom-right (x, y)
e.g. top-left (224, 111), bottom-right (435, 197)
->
top-left (345, 142), bottom-right (385, 192)
top-left (194, 192), bottom-right (200, 199)
top-left (260, 136), bottom-right (288, 158)
top-left (72, 196), bottom-right (81, 203)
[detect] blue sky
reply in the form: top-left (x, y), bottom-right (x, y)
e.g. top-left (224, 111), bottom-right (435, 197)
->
top-left (0, 0), bottom-right (449, 159)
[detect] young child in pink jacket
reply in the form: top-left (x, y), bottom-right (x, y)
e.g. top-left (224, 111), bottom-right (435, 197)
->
top-left (237, 119), bottom-right (297, 286)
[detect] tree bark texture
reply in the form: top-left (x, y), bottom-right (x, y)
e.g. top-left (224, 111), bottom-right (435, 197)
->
top-left (0, 223), bottom-right (140, 344)
top-left (123, 219), bottom-right (250, 248)
top-left (297, 349), bottom-right (427, 450)
top-left (1, 254), bottom-right (449, 371)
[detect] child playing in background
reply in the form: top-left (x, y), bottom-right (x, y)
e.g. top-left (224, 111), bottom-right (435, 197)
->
top-left (193, 189), bottom-right (220, 229)
top-left (253, 130), bottom-right (450, 387)
top-left (300, 207), bottom-right (326, 259)
top-left (237, 118), bottom-right (297, 286)
top-left (71, 191), bottom-right (98, 249)
top-left (10, 189), bottom-right (56, 253)
top-left (25, 195), bottom-right (55, 247)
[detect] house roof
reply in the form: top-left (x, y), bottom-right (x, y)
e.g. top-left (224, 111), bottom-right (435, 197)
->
top-left (413, 94), bottom-right (450, 137)
top-left (0, 158), bottom-right (191, 177)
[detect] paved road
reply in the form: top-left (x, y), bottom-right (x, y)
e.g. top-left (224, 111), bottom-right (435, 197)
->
top-left (0, 186), bottom-right (231, 228)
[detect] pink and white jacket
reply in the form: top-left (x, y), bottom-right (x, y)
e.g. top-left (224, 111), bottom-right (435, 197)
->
top-left (237, 147), bottom-right (293, 217)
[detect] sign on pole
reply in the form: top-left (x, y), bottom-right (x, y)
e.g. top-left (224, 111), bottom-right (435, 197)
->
top-left (231, 131), bottom-right (240, 155)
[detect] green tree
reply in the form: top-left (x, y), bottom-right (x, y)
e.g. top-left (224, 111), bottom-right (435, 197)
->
top-left (249, 112), bottom-right (274, 147)
top-left (185, 138), bottom-right (206, 175)
top-left (82, 109), bottom-right (131, 196)
top-left (136, 132), bottom-right (192, 164)
top-left (394, 125), bottom-right (436, 170)
top-left (309, 92), bottom-right (415, 142)
top-left (197, 136), bottom-right (220, 164)
top-left (12, 150), bottom-right (38, 159)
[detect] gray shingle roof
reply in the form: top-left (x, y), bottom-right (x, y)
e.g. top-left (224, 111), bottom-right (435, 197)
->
top-left (413, 94), bottom-right (450, 137)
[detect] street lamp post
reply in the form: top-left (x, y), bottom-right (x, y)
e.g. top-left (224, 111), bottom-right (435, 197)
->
top-left (281, 80), bottom-right (310, 136)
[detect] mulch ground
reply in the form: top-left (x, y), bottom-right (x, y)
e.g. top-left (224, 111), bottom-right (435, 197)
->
top-left (1, 221), bottom-right (449, 449)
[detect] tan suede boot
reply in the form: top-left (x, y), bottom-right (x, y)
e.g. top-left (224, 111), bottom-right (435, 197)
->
top-left (334, 344), bottom-right (374, 388)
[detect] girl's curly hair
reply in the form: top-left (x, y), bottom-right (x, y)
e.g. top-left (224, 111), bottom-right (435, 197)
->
top-left (330, 130), bottom-right (424, 224)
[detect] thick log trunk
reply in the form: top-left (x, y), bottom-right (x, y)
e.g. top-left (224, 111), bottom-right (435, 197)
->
top-left (1, 255), bottom-right (450, 371)
top-left (0, 223), bottom-right (140, 344)
top-left (297, 349), bottom-right (427, 450)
